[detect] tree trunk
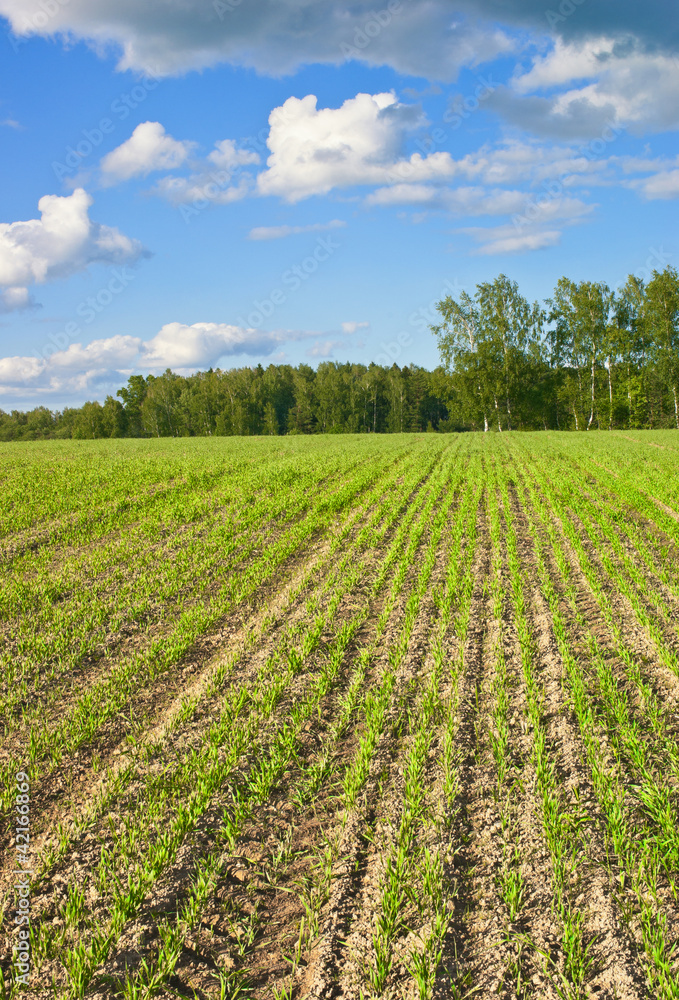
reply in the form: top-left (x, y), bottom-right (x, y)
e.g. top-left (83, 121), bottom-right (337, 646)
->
top-left (674, 385), bottom-right (679, 430)
top-left (483, 412), bottom-right (489, 433)
top-left (494, 396), bottom-right (502, 431)
top-left (607, 356), bottom-right (613, 430)
top-left (587, 354), bottom-right (595, 429)
top-left (627, 362), bottom-right (632, 429)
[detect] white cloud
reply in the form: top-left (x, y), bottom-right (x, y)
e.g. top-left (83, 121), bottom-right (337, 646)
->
top-left (0, 323), bottom-right (326, 396)
top-left (141, 137), bottom-right (260, 207)
top-left (141, 322), bottom-right (276, 368)
top-left (0, 188), bottom-right (145, 310)
top-left (460, 224), bottom-right (563, 254)
top-left (248, 220), bottom-right (346, 240)
top-left (100, 121), bottom-right (194, 183)
top-left (0, 354), bottom-right (44, 385)
top-left (152, 173), bottom-right (252, 206)
top-left (0, 286), bottom-right (34, 312)
top-left (511, 38), bottom-right (609, 95)
top-left (600, 152), bottom-right (679, 201)
top-left (341, 321), bottom-right (370, 334)
top-left (208, 139), bottom-right (260, 172)
top-left (48, 335), bottom-right (141, 372)
top-left (306, 339), bottom-right (347, 359)
top-left (509, 38), bottom-right (679, 135)
top-left (459, 193), bottom-right (594, 254)
top-left (257, 92), bottom-right (456, 203)
top-left (451, 140), bottom-right (608, 187)
top-left (615, 154), bottom-right (679, 200)
top-left (367, 183), bottom-right (529, 215)
top-left (638, 170), bottom-right (679, 200)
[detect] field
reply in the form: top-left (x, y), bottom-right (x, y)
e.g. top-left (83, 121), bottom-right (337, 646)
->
top-left (3, 431), bottom-right (679, 1000)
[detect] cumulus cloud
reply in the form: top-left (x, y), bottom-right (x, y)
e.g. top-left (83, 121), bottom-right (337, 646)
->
top-left (145, 137), bottom-right (260, 207)
top-left (141, 322), bottom-right (280, 368)
top-left (248, 220), bottom-right (346, 240)
top-left (208, 139), bottom-right (260, 172)
top-left (100, 121), bottom-right (194, 183)
top-left (0, 286), bottom-right (35, 312)
top-left (46, 334), bottom-right (142, 372)
top-left (489, 38), bottom-right (679, 138)
top-left (257, 92), bottom-right (458, 202)
top-left (341, 321), bottom-right (370, 334)
top-left (0, 322), bottom-right (323, 396)
top-left (0, 188), bottom-right (146, 310)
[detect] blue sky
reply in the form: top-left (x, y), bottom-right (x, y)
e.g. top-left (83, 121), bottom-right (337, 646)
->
top-left (0, 0), bottom-right (677, 409)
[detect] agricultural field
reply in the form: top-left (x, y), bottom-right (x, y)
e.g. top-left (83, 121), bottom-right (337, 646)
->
top-left (2, 430), bottom-right (679, 1000)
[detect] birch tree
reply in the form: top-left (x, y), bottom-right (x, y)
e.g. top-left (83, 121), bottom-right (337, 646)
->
top-left (646, 266), bottom-right (679, 429)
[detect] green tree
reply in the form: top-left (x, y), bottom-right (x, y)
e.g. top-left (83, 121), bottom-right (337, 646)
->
top-left (475, 274), bottom-right (544, 430)
top-left (613, 276), bottom-right (648, 428)
top-left (547, 278), bottom-right (611, 430)
top-left (101, 395), bottom-right (127, 437)
top-left (117, 375), bottom-right (151, 436)
top-left (73, 401), bottom-right (105, 439)
top-left (431, 288), bottom-right (493, 431)
top-left (646, 266), bottom-right (679, 429)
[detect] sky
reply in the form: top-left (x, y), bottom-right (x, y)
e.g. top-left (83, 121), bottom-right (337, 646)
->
top-left (0, 0), bottom-right (677, 410)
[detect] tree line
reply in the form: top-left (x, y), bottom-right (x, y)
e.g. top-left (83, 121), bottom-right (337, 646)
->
top-left (0, 363), bottom-right (452, 440)
top-left (1, 266), bottom-right (677, 441)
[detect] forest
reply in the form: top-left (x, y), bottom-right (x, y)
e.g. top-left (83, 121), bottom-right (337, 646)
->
top-left (1, 266), bottom-right (677, 440)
